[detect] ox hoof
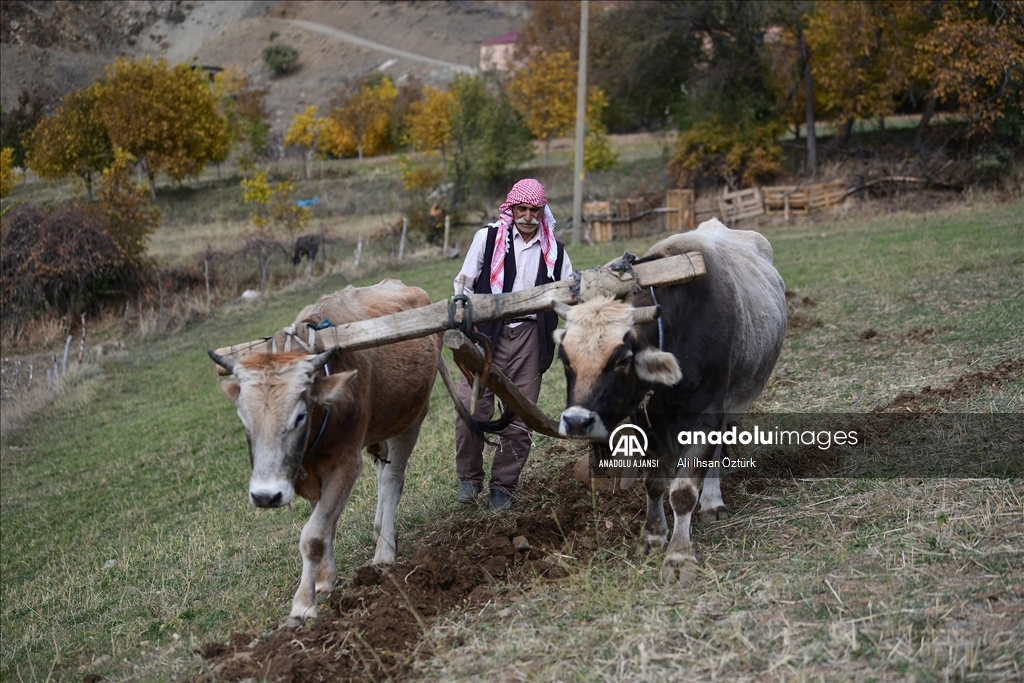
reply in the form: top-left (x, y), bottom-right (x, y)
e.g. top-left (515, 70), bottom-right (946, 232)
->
top-left (661, 553), bottom-right (698, 585)
top-left (287, 605), bottom-right (317, 626)
top-left (699, 506), bottom-right (730, 524)
top-left (640, 533), bottom-right (667, 556)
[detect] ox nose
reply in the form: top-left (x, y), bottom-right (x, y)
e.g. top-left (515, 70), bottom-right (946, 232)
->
top-left (250, 489), bottom-right (285, 508)
top-left (560, 410), bottom-right (595, 438)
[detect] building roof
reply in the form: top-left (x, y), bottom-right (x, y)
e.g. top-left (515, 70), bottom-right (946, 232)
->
top-left (481, 32), bottom-right (517, 46)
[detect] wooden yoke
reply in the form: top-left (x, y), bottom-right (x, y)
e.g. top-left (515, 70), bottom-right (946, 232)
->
top-left (212, 251), bottom-right (705, 375)
top-left (444, 330), bottom-right (562, 438)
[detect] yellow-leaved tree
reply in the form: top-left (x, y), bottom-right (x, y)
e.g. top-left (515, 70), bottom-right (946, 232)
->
top-left (323, 75), bottom-right (397, 160)
top-left (284, 105), bottom-right (328, 180)
top-left (404, 85), bottom-right (456, 173)
top-left (240, 170), bottom-right (311, 297)
top-left (1, 147), bottom-right (17, 198)
top-left (94, 57), bottom-right (230, 199)
top-left (27, 85), bottom-right (114, 201)
top-left (509, 49), bottom-right (577, 165)
top-left (911, 3), bottom-right (1024, 137)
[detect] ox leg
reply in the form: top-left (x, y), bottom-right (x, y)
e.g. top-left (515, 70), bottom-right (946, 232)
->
top-left (641, 477), bottom-right (669, 554)
top-left (289, 454), bottom-right (362, 624)
top-left (698, 463), bottom-right (730, 523)
top-left (663, 472), bottom-right (701, 585)
top-left (305, 499), bottom-right (339, 595)
top-left (371, 423), bottom-right (419, 566)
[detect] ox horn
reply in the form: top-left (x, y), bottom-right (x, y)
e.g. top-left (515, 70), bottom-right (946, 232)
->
top-left (632, 305), bottom-right (661, 324)
top-left (207, 349), bottom-right (236, 374)
top-left (309, 347), bottom-right (337, 373)
top-left (552, 301), bottom-right (573, 320)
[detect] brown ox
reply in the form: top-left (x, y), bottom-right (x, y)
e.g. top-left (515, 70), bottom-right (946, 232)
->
top-left (209, 279), bottom-right (440, 621)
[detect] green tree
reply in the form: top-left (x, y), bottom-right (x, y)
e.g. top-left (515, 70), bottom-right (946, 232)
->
top-left (27, 85), bottom-right (114, 201)
top-left (447, 73), bottom-right (533, 208)
top-left (94, 57), bottom-right (231, 199)
top-left (584, 87), bottom-right (617, 171)
top-left (262, 44), bottom-right (299, 76)
top-left (214, 67), bottom-right (270, 171)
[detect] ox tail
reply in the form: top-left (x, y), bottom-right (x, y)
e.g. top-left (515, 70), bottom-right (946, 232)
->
top-left (435, 358), bottom-right (514, 444)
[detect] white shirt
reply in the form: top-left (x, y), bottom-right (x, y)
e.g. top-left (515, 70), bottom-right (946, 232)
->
top-left (454, 225), bottom-right (575, 297)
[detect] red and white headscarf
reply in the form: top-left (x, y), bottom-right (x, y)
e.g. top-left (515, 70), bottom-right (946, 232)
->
top-left (488, 178), bottom-right (557, 294)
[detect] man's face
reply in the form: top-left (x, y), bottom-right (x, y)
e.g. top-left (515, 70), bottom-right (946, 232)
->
top-left (513, 204), bottom-right (543, 237)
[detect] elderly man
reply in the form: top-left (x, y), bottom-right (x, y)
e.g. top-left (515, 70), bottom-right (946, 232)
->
top-left (453, 178), bottom-right (574, 510)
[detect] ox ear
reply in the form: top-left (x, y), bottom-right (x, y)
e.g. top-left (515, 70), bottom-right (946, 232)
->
top-left (220, 380), bottom-right (241, 403)
top-left (552, 328), bottom-right (566, 345)
top-left (634, 348), bottom-right (682, 386)
top-left (313, 369), bottom-right (358, 405)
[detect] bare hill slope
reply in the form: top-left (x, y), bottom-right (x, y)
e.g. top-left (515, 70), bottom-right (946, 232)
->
top-left (1, 0), bottom-right (525, 131)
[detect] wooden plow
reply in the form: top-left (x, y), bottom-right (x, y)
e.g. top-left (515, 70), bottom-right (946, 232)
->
top-left (212, 251), bottom-right (706, 437)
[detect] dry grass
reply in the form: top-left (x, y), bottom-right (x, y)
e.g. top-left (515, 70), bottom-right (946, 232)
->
top-left (425, 476), bottom-right (1023, 682)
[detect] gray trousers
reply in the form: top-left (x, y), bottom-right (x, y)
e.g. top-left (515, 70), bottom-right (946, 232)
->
top-left (455, 321), bottom-right (542, 494)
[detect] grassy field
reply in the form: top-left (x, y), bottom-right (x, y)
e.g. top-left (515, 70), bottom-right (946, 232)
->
top-left (1, 200), bottom-right (1022, 682)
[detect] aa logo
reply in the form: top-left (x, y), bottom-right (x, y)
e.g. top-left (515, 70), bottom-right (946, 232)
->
top-left (609, 424), bottom-right (648, 458)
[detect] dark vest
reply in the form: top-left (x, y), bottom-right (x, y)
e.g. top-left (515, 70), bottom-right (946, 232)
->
top-left (473, 226), bottom-right (566, 373)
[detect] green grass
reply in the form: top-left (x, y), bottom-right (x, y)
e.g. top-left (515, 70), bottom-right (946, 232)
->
top-left (2, 200), bottom-right (1022, 681)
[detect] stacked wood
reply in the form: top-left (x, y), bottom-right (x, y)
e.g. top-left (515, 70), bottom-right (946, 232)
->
top-left (665, 189), bottom-right (696, 231)
top-left (718, 187), bottom-right (765, 222)
top-left (584, 200), bottom-right (613, 242)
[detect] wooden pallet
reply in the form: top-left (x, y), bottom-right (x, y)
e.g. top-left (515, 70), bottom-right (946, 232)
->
top-left (719, 187), bottom-right (765, 222)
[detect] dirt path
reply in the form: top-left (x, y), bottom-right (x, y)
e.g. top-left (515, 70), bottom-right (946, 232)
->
top-left (273, 18), bottom-right (475, 73)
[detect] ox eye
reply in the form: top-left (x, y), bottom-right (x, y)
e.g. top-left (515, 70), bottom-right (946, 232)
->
top-left (292, 411), bottom-right (307, 430)
top-left (613, 349), bottom-right (633, 372)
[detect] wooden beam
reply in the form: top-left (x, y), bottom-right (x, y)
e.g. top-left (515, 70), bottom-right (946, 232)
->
top-left (443, 330), bottom-right (562, 438)
top-left (212, 251), bottom-right (706, 373)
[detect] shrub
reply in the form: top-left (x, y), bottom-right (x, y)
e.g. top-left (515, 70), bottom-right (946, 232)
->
top-left (0, 204), bottom-right (141, 326)
top-left (670, 117), bottom-right (784, 190)
top-left (262, 44), bottom-right (299, 76)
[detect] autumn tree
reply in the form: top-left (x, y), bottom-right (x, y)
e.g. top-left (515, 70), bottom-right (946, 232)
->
top-left (515, 0), bottom-right (581, 62)
top-left (509, 49), bottom-right (577, 164)
top-left (94, 57), bottom-right (231, 199)
top-left (27, 85), bottom-right (114, 201)
top-left (0, 148), bottom-right (15, 198)
top-left (240, 170), bottom-right (310, 297)
top-left (404, 85), bottom-right (456, 173)
top-left (912, 2), bottom-right (1024, 142)
top-left (323, 75), bottom-right (397, 160)
top-left (284, 105), bottom-right (326, 180)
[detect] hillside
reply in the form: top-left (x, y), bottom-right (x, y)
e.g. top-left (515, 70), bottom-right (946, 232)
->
top-left (0, 0), bottom-right (526, 129)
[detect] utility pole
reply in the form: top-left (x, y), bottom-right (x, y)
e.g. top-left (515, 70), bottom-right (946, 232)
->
top-left (571, 0), bottom-right (589, 246)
